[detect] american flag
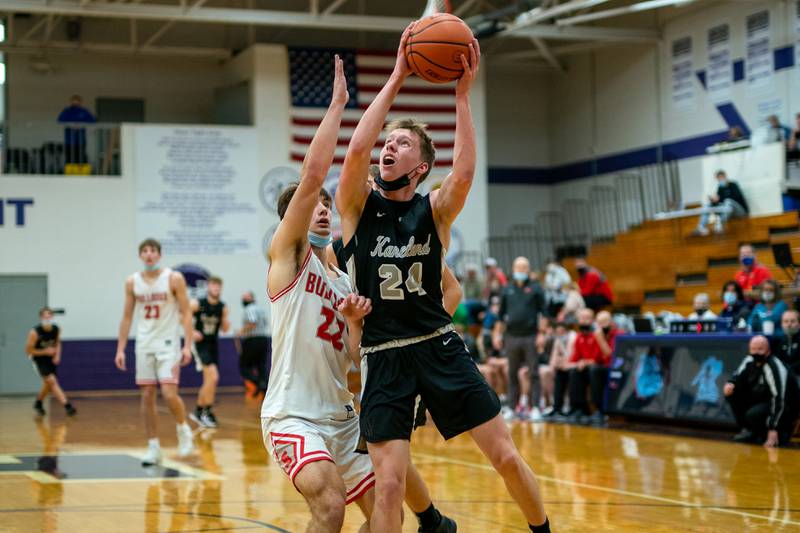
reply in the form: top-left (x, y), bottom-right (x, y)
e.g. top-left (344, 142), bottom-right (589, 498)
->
top-left (289, 47), bottom-right (456, 170)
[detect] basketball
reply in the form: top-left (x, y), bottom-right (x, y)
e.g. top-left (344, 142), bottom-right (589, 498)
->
top-left (405, 13), bottom-right (474, 84)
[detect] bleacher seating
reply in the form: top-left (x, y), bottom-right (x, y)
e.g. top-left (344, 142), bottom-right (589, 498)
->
top-left (564, 212), bottom-right (800, 316)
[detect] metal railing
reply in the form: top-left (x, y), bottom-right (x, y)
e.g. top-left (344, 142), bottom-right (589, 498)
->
top-left (2, 122), bottom-right (121, 176)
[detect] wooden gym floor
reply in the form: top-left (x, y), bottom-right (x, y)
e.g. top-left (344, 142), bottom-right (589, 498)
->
top-left (0, 392), bottom-right (798, 532)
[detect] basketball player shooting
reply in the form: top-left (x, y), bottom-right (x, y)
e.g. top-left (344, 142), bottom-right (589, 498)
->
top-left (114, 239), bottom-right (195, 465)
top-left (335, 22), bottom-right (550, 533)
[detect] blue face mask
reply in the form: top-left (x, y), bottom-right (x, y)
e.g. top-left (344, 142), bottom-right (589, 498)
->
top-left (723, 292), bottom-right (737, 305)
top-left (308, 231), bottom-right (332, 248)
top-left (741, 256), bottom-right (755, 267)
top-left (512, 272), bottom-right (528, 283)
top-left (143, 263), bottom-right (160, 272)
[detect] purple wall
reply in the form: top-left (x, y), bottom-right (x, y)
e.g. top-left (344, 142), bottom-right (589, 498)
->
top-left (59, 339), bottom-right (247, 391)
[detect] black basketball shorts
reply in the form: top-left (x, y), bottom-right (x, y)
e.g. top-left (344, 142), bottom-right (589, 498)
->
top-left (32, 356), bottom-right (57, 377)
top-left (194, 343), bottom-right (219, 367)
top-left (359, 330), bottom-right (501, 443)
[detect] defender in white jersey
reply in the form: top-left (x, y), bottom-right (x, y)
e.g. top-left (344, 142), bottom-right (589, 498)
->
top-left (261, 56), bottom-right (454, 533)
top-left (115, 238), bottom-right (195, 465)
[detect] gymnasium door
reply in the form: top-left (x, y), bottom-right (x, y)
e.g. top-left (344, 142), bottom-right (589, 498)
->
top-left (0, 275), bottom-right (47, 394)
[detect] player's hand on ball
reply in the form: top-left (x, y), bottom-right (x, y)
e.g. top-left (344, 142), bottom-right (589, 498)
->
top-left (331, 54), bottom-right (349, 107)
top-left (338, 294), bottom-right (372, 321)
top-left (181, 346), bottom-right (192, 366)
top-left (394, 21), bottom-right (417, 78)
top-left (723, 383), bottom-right (735, 396)
top-left (456, 38), bottom-right (480, 98)
top-left (115, 350), bottom-right (127, 371)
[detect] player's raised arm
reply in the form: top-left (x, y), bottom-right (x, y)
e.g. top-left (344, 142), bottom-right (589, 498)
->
top-left (431, 39), bottom-right (480, 231)
top-left (171, 271), bottom-right (194, 366)
top-left (336, 22), bottom-right (415, 238)
top-left (115, 277), bottom-right (136, 371)
top-left (269, 55), bottom-right (349, 268)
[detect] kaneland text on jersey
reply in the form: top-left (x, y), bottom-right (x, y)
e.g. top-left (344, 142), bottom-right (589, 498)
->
top-left (369, 234), bottom-right (431, 259)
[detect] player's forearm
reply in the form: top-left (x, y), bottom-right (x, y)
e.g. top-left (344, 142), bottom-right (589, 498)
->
top-left (344, 318), bottom-right (363, 365)
top-left (116, 318), bottom-right (132, 351)
top-left (302, 101), bottom-right (346, 185)
top-left (451, 96), bottom-right (476, 185)
top-left (183, 315), bottom-right (194, 348)
top-left (347, 73), bottom-right (404, 155)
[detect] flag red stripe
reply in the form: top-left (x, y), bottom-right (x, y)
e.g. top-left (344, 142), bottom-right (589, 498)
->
top-left (358, 66), bottom-right (395, 76)
top-left (358, 84), bottom-right (455, 96)
top-left (357, 49), bottom-right (398, 58)
top-left (291, 118), bottom-right (455, 131)
top-left (358, 103), bottom-right (456, 113)
top-left (292, 135), bottom-right (455, 149)
top-left (291, 153), bottom-right (454, 166)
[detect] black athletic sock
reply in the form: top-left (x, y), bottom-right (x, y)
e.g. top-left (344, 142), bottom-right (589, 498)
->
top-left (529, 517), bottom-right (550, 533)
top-left (35, 399), bottom-right (43, 407)
top-left (416, 503), bottom-right (442, 531)
top-left (64, 402), bottom-right (72, 409)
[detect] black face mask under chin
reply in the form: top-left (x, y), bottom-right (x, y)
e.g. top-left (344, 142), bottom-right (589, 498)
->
top-left (375, 165), bottom-right (421, 192)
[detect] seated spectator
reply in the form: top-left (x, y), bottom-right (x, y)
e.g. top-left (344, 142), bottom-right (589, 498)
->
top-left (557, 281), bottom-right (585, 324)
top-left (765, 115), bottom-right (786, 144)
top-left (518, 317), bottom-right (555, 421)
top-left (734, 244), bottom-right (773, 296)
top-left (565, 308), bottom-right (610, 424)
top-left (480, 297), bottom-right (509, 407)
top-left (748, 280), bottom-right (787, 335)
top-left (726, 126), bottom-right (746, 142)
top-left (594, 311), bottom-right (618, 360)
top-left (482, 257), bottom-right (507, 300)
top-left (542, 321), bottom-right (575, 418)
top-left (720, 280), bottom-right (751, 327)
top-left (772, 310), bottom-right (800, 380)
top-left (543, 257), bottom-right (572, 317)
top-left (724, 335), bottom-right (799, 447)
top-left (688, 293), bottom-right (717, 320)
top-left (694, 170), bottom-right (749, 235)
top-left (575, 258), bottom-right (613, 312)
top-left (787, 112), bottom-right (800, 162)
top-left (461, 263), bottom-right (482, 301)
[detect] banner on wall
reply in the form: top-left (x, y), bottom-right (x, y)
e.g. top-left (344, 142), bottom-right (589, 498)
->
top-left (135, 125), bottom-right (260, 255)
top-left (671, 36), bottom-right (694, 110)
top-left (745, 10), bottom-right (772, 90)
top-left (706, 23), bottom-right (732, 103)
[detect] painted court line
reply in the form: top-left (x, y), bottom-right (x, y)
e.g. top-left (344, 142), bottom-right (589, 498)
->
top-left (411, 452), bottom-right (800, 527)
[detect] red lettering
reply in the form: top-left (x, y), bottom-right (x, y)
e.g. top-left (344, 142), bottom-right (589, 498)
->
top-left (315, 277), bottom-right (325, 296)
top-left (306, 272), bottom-right (317, 293)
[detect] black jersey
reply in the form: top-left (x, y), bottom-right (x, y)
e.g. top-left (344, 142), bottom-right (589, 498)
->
top-left (194, 298), bottom-right (224, 346)
top-left (344, 190), bottom-right (451, 347)
top-left (34, 325), bottom-right (59, 351)
top-left (332, 238), bottom-right (347, 270)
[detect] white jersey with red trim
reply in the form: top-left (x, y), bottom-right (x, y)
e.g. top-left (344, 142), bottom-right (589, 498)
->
top-left (261, 249), bottom-right (355, 421)
top-left (133, 268), bottom-right (180, 353)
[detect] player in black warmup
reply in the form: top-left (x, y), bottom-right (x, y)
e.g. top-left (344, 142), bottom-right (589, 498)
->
top-left (336, 22), bottom-right (549, 533)
top-left (25, 307), bottom-right (76, 417)
top-left (190, 276), bottom-right (230, 428)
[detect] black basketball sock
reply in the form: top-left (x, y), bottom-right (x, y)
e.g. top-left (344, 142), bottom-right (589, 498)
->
top-left (416, 503), bottom-right (442, 531)
top-left (529, 517), bottom-right (550, 533)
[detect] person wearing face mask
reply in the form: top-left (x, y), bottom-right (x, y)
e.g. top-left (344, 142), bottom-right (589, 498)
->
top-left (236, 290), bottom-right (271, 399)
top-left (25, 307), bottom-right (76, 417)
top-left (574, 257), bottom-right (613, 312)
top-left (542, 322), bottom-right (576, 418)
top-left (748, 280), bottom-right (787, 335)
top-left (772, 310), bottom-right (800, 381)
top-left (564, 308), bottom-right (610, 424)
top-left (688, 293), bottom-right (717, 320)
top-left (493, 256), bottom-right (546, 421)
top-left (734, 244), bottom-right (773, 296)
top-left (543, 257), bottom-right (571, 318)
top-left (719, 281), bottom-right (751, 327)
top-left (724, 336), bottom-right (799, 447)
top-left (693, 170), bottom-right (748, 236)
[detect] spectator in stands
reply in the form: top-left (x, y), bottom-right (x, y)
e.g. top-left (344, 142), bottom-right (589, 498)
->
top-left (694, 171), bottom-right (749, 235)
top-left (734, 244), bottom-right (773, 295)
top-left (543, 257), bottom-right (571, 317)
top-left (787, 113), bottom-right (800, 162)
top-left (557, 281), bottom-right (585, 324)
top-left (575, 258), bottom-right (613, 311)
top-left (773, 310), bottom-right (800, 380)
top-left (482, 257), bottom-right (507, 300)
top-left (724, 335), bottom-right (799, 447)
top-left (726, 126), bottom-right (745, 142)
top-left (518, 317), bottom-right (555, 421)
top-left (688, 293), bottom-right (717, 320)
top-left (57, 94), bottom-right (96, 165)
top-left (542, 321), bottom-right (575, 418)
top-left (493, 256), bottom-right (546, 421)
top-left (720, 280), bottom-right (751, 328)
top-left (594, 311), bottom-right (618, 360)
top-left (461, 263), bottom-right (482, 301)
top-left (565, 308), bottom-right (610, 424)
top-left (765, 115), bottom-right (786, 144)
top-left (748, 280), bottom-right (787, 335)
top-left (481, 297), bottom-right (509, 408)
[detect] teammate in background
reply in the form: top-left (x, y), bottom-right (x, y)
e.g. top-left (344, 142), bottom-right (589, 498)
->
top-left (236, 291), bottom-right (270, 398)
top-left (262, 56), bottom-right (454, 533)
top-left (336, 23), bottom-right (550, 533)
top-left (190, 276), bottom-right (230, 428)
top-left (115, 239), bottom-right (195, 465)
top-left (26, 307), bottom-right (76, 417)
